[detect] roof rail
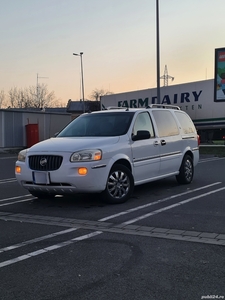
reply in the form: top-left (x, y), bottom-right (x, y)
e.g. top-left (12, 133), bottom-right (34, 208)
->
top-left (106, 106), bottom-right (129, 110)
top-left (146, 104), bottom-right (180, 110)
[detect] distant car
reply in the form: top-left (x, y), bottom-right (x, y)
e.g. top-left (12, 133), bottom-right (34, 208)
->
top-left (15, 105), bottom-right (199, 204)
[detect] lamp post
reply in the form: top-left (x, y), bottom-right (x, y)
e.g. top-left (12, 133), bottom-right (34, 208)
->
top-left (73, 52), bottom-right (85, 113)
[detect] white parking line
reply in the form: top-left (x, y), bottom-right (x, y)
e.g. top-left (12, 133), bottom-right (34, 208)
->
top-left (0, 228), bottom-right (78, 253)
top-left (99, 182), bottom-right (222, 222)
top-left (0, 178), bottom-right (17, 184)
top-left (0, 194), bottom-right (31, 203)
top-left (0, 194), bottom-right (33, 207)
top-left (122, 186), bottom-right (225, 225)
top-left (0, 231), bottom-right (102, 269)
top-left (1, 183), bottom-right (225, 269)
top-left (199, 157), bottom-right (225, 163)
top-left (0, 198), bottom-right (34, 207)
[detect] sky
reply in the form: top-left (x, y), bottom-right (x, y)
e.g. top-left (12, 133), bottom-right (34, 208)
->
top-left (0, 0), bottom-right (224, 105)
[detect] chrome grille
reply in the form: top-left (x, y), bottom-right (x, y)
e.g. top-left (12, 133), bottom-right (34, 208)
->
top-left (29, 155), bottom-right (63, 171)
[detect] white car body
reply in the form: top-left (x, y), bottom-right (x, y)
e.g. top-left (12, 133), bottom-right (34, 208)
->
top-left (15, 106), bottom-right (199, 203)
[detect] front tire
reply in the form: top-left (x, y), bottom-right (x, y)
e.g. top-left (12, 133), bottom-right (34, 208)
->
top-left (176, 154), bottom-right (194, 184)
top-left (102, 164), bottom-right (134, 204)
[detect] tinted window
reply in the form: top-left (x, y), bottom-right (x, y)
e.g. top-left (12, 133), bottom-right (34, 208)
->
top-left (174, 111), bottom-right (196, 134)
top-left (57, 112), bottom-right (135, 137)
top-left (133, 112), bottom-right (155, 137)
top-left (152, 110), bottom-right (179, 137)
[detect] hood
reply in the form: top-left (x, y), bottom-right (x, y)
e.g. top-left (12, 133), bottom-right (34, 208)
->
top-left (28, 136), bottom-right (120, 153)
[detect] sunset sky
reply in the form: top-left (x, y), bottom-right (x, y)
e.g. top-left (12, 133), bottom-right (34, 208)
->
top-left (0, 0), bottom-right (224, 105)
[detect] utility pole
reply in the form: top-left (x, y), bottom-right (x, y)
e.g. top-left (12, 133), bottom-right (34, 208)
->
top-left (156, 0), bottom-right (161, 104)
top-left (36, 73), bottom-right (48, 108)
top-left (160, 65), bottom-right (174, 86)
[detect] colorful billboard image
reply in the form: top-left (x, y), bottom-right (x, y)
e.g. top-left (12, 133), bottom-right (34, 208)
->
top-left (214, 47), bottom-right (225, 102)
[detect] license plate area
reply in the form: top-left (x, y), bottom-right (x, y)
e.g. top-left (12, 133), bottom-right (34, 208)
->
top-left (32, 171), bottom-right (50, 184)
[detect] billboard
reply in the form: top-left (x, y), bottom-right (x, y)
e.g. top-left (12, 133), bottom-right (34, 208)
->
top-left (214, 47), bottom-right (225, 102)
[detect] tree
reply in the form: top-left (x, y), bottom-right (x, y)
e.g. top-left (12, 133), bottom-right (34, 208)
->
top-left (29, 84), bottom-right (56, 108)
top-left (0, 90), bottom-right (6, 108)
top-left (8, 87), bottom-right (32, 108)
top-left (90, 88), bottom-right (113, 101)
top-left (7, 84), bottom-right (62, 109)
top-left (8, 87), bottom-right (18, 108)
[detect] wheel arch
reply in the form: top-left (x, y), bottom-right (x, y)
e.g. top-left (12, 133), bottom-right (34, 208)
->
top-left (184, 149), bottom-right (194, 161)
top-left (111, 158), bottom-right (132, 173)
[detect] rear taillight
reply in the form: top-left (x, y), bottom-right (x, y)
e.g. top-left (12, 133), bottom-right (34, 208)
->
top-left (197, 134), bottom-right (200, 145)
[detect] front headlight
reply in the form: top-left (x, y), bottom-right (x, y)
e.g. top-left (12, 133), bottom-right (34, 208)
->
top-left (70, 149), bottom-right (102, 162)
top-left (18, 149), bottom-right (29, 162)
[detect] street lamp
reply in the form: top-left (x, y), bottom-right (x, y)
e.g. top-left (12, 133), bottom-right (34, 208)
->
top-left (73, 52), bottom-right (85, 113)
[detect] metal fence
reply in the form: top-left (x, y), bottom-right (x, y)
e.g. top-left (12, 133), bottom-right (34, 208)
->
top-left (0, 109), bottom-right (72, 149)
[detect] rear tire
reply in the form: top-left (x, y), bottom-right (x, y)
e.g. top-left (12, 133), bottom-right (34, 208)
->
top-left (102, 164), bottom-right (134, 204)
top-left (176, 154), bottom-right (193, 184)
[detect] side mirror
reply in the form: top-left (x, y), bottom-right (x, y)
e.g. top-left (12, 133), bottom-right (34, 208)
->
top-left (132, 130), bottom-right (150, 141)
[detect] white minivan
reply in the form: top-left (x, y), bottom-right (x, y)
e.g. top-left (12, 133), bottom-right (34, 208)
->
top-left (15, 105), bottom-right (199, 204)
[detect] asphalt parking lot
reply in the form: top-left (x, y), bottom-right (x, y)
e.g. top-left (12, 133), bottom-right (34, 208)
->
top-left (0, 151), bottom-right (225, 300)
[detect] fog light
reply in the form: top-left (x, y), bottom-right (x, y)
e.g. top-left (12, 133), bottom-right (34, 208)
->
top-left (78, 167), bottom-right (88, 175)
top-left (15, 166), bottom-right (21, 173)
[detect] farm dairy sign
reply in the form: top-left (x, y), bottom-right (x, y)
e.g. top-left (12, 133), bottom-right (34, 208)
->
top-left (117, 90), bottom-right (202, 108)
top-left (113, 81), bottom-right (213, 116)
top-left (101, 80), bottom-right (214, 112)
top-left (100, 79), bottom-right (224, 129)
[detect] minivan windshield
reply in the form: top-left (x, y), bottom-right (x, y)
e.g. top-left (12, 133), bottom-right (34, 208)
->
top-left (57, 112), bottom-right (135, 137)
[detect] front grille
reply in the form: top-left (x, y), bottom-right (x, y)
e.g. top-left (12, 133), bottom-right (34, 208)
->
top-left (29, 155), bottom-right (63, 171)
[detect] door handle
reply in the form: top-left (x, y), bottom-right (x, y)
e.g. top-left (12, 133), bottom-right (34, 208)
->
top-left (161, 140), bottom-right (166, 146)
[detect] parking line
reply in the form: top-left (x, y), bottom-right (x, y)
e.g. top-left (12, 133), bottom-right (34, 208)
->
top-left (0, 194), bottom-right (31, 203)
top-left (199, 157), bottom-right (225, 163)
top-left (99, 182), bottom-right (222, 222)
top-left (0, 178), bottom-right (17, 184)
top-left (0, 228), bottom-right (78, 253)
top-left (122, 186), bottom-right (225, 225)
top-left (0, 157), bottom-right (17, 160)
top-left (0, 198), bottom-right (34, 207)
top-left (0, 231), bottom-right (102, 269)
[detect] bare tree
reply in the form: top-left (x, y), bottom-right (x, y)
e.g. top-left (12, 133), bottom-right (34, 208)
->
top-left (8, 87), bottom-right (18, 108)
top-left (7, 84), bottom-right (62, 109)
top-left (8, 87), bottom-right (32, 108)
top-left (23, 88), bottom-right (33, 108)
top-left (90, 89), bottom-right (113, 101)
top-left (0, 90), bottom-right (6, 108)
top-left (28, 84), bottom-right (56, 108)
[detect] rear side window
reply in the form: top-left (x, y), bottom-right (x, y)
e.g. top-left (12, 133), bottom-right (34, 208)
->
top-left (175, 111), bottom-right (196, 134)
top-left (152, 110), bottom-right (179, 137)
